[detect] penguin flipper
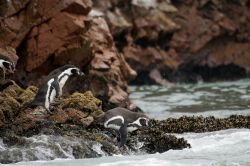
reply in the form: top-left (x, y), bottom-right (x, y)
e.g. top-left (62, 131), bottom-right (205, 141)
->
top-left (51, 80), bottom-right (60, 97)
top-left (118, 124), bottom-right (128, 147)
top-left (0, 68), bottom-right (5, 80)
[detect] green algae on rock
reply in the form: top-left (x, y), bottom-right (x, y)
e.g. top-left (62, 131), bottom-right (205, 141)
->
top-left (0, 84), bottom-right (37, 128)
top-left (54, 91), bottom-right (103, 118)
top-left (152, 115), bottom-right (250, 133)
top-left (54, 91), bottom-right (102, 115)
top-left (13, 90), bottom-right (104, 134)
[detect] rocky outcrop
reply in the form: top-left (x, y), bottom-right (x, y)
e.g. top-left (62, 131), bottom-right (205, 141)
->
top-left (0, 83), bottom-right (103, 134)
top-left (151, 115), bottom-right (250, 133)
top-left (1, 83), bottom-right (250, 164)
top-left (0, 83), bottom-right (190, 164)
top-left (94, 0), bottom-right (250, 84)
top-left (0, 0), bottom-right (136, 109)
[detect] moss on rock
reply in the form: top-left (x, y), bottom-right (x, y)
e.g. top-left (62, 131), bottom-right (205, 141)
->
top-left (0, 84), bottom-right (37, 128)
top-left (152, 115), bottom-right (250, 133)
top-left (54, 91), bottom-right (103, 118)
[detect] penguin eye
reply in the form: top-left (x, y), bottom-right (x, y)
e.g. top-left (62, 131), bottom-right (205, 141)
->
top-left (11, 64), bottom-right (15, 71)
top-left (139, 118), bottom-right (147, 126)
top-left (2, 62), bottom-right (11, 70)
top-left (71, 69), bottom-right (78, 74)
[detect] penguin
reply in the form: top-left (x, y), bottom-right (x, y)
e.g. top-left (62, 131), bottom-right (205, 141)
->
top-left (0, 54), bottom-right (15, 80)
top-left (30, 77), bottom-right (59, 113)
top-left (30, 65), bottom-right (84, 113)
top-left (96, 107), bottom-right (150, 147)
top-left (48, 64), bottom-right (84, 96)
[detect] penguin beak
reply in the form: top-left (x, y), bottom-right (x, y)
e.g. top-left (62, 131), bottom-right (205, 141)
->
top-left (148, 119), bottom-right (153, 127)
top-left (9, 68), bottom-right (15, 74)
top-left (80, 72), bottom-right (85, 76)
top-left (10, 64), bottom-right (16, 73)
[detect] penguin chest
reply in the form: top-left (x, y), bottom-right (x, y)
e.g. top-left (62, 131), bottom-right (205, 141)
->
top-left (45, 87), bottom-right (56, 110)
top-left (127, 118), bottom-right (143, 132)
top-left (59, 75), bottom-right (69, 89)
top-left (104, 116), bottom-right (124, 130)
top-left (49, 88), bottom-right (56, 102)
top-left (127, 126), bottom-right (138, 132)
top-left (45, 79), bottom-right (57, 110)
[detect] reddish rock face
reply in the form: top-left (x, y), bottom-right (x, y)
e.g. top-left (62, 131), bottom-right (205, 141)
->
top-left (0, 0), bottom-right (136, 109)
top-left (94, 0), bottom-right (250, 84)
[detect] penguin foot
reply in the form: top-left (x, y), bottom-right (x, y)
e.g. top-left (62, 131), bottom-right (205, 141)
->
top-left (45, 109), bottom-right (53, 115)
top-left (118, 142), bottom-right (125, 147)
top-left (31, 106), bottom-right (51, 115)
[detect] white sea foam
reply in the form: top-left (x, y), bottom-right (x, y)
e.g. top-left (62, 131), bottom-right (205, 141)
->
top-left (9, 129), bottom-right (250, 166)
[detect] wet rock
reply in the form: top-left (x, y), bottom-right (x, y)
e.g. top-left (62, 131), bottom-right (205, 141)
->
top-left (1, 84), bottom-right (250, 165)
top-left (0, 83), bottom-right (36, 128)
top-left (152, 115), bottom-right (250, 133)
top-left (0, 83), bottom-right (191, 163)
top-left (12, 89), bottom-right (104, 134)
top-left (130, 127), bottom-right (191, 154)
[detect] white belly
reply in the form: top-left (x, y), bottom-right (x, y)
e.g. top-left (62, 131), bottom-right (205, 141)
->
top-left (49, 89), bottom-right (56, 103)
top-left (106, 124), bottom-right (121, 130)
top-left (127, 126), bottom-right (138, 132)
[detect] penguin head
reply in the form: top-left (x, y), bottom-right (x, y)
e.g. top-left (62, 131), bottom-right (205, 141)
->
top-left (70, 67), bottom-right (85, 76)
top-left (2, 61), bottom-right (15, 73)
top-left (138, 117), bottom-right (150, 127)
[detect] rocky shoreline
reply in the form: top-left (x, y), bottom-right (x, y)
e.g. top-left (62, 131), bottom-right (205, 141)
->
top-left (1, 0), bottom-right (250, 164)
top-left (0, 83), bottom-right (249, 164)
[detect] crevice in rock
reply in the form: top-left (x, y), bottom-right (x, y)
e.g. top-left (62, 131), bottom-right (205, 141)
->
top-left (113, 30), bottom-right (128, 52)
top-left (178, 64), bottom-right (248, 83)
top-left (130, 64), bottom-right (248, 85)
top-left (6, 0), bottom-right (31, 18)
top-left (130, 70), bottom-right (157, 85)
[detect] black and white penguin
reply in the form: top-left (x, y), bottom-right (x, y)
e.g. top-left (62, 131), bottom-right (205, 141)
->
top-left (96, 107), bottom-right (150, 147)
top-left (0, 54), bottom-right (15, 80)
top-left (30, 65), bottom-right (84, 113)
top-left (48, 64), bottom-right (84, 96)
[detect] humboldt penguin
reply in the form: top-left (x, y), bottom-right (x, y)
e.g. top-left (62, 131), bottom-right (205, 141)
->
top-left (30, 65), bottom-right (84, 113)
top-left (96, 107), bottom-right (150, 147)
top-left (0, 54), bottom-right (15, 80)
top-left (48, 64), bottom-right (84, 96)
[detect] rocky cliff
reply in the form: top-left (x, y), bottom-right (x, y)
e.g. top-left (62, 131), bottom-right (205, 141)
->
top-left (0, 0), bottom-right (136, 109)
top-left (1, 0), bottom-right (250, 107)
top-left (94, 0), bottom-right (250, 84)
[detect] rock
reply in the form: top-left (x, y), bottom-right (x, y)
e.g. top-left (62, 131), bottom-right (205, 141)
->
top-left (94, 0), bottom-right (250, 84)
top-left (151, 115), bottom-right (250, 133)
top-left (0, 0), bottom-right (136, 109)
top-left (2, 114), bottom-right (250, 164)
top-left (0, 83), bottom-right (36, 128)
top-left (12, 89), bottom-right (104, 134)
top-left (67, 108), bottom-right (94, 127)
top-left (86, 15), bottom-right (136, 108)
top-left (0, 83), bottom-right (249, 164)
top-left (12, 107), bottom-right (50, 135)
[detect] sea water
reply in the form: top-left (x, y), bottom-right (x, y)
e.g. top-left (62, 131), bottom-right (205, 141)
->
top-left (4, 80), bottom-right (250, 166)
